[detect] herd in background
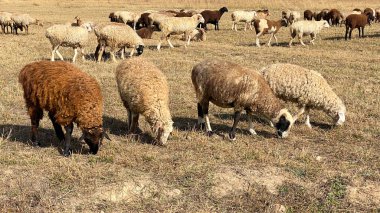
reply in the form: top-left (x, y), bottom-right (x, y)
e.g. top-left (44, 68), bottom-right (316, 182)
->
top-left (1, 6), bottom-right (380, 63)
top-left (1, 5), bottom-right (377, 156)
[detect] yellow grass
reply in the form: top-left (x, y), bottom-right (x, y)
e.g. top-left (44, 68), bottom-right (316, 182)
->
top-left (0, 0), bottom-right (379, 212)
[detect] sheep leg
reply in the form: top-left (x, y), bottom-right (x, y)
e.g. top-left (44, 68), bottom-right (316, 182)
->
top-left (247, 114), bottom-right (257, 135)
top-left (167, 37), bottom-right (174, 48)
top-left (129, 48), bottom-right (135, 57)
top-left (267, 33), bottom-right (274, 47)
top-left (349, 28), bottom-right (353, 40)
top-left (197, 103), bottom-right (205, 130)
top-left (200, 101), bottom-right (213, 136)
top-left (293, 106), bottom-right (306, 122)
top-left (345, 27), bottom-right (349, 40)
top-left (97, 45), bottom-right (105, 62)
top-left (186, 34), bottom-right (191, 46)
top-left (255, 32), bottom-right (263, 47)
top-left (129, 112), bottom-right (140, 134)
top-left (26, 25), bottom-right (29, 34)
top-left (63, 123), bottom-right (74, 157)
top-left (274, 34), bottom-right (278, 46)
top-left (110, 48), bottom-right (117, 62)
top-left (231, 22), bottom-right (235, 31)
top-left (244, 22), bottom-right (247, 31)
top-left (72, 48), bottom-right (78, 63)
top-left (310, 33), bottom-right (316, 45)
top-left (361, 27), bottom-right (364, 38)
top-left (81, 48), bottom-right (85, 60)
top-left (358, 28), bottom-right (361, 38)
top-left (29, 106), bottom-right (43, 146)
top-left (304, 108), bottom-right (312, 128)
top-left (120, 48), bottom-right (125, 59)
top-left (48, 112), bottom-right (64, 141)
top-left (229, 111), bottom-right (242, 141)
top-left (289, 36), bottom-right (295, 47)
top-left (299, 34), bottom-right (306, 46)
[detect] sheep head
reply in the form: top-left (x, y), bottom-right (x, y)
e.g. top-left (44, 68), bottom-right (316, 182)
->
top-left (136, 45), bottom-right (144, 55)
top-left (272, 109), bottom-right (294, 138)
top-left (79, 127), bottom-right (110, 154)
top-left (219, 7), bottom-right (228, 13)
top-left (193, 14), bottom-right (205, 24)
top-left (154, 120), bottom-right (173, 146)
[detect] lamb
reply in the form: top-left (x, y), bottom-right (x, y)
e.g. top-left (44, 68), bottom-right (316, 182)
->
top-left (94, 23), bottom-right (144, 62)
top-left (253, 18), bottom-right (288, 47)
top-left (282, 10), bottom-right (301, 24)
top-left (45, 24), bottom-right (90, 62)
top-left (231, 10), bottom-right (257, 31)
top-left (192, 59), bottom-right (294, 140)
top-left (200, 7), bottom-right (228, 30)
top-left (325, 9), bottom-right (344, 26)
top-left (19, 61), bottom-right (110, 156)
top-left (136, 25), bottom-right (156, 39)
top-left (157, 14), bottom-right (205, 50)
top-left (344, 13), bottom-right (374, 40)
top-left (304, 10), bottom-right (314, 20)
top-left (260, 63), bottom-right (346, 128)
top-left (289, 20), bottom-right (330, 47)
top-left (116, 58), bottom-right (173, 145)
top-left (0, 12), bottom-right (13, 34)
top-left (11, 13), bottom-right (43, 34)
top-left (186, 28), bottom-right (206, 41)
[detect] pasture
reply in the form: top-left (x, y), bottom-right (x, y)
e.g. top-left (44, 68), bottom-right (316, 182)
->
top-left (0, 0), bottom-right (379, 212)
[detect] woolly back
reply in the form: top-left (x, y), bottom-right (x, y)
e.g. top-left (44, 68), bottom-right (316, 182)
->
top-left (96, 23), bottom-right (143, 46)
top-left (19, 61), bottom-right (103, 129)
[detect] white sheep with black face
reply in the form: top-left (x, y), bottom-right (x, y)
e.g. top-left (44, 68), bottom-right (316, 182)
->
top-left (289, 20), bottom-right (330, 46)
top-left (260, 63), bottom-right (346, 128)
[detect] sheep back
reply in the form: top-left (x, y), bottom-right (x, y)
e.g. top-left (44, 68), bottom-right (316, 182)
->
top-left (46, 24), bottom-right (89, 48)
top-left (95, 23), bottom-right (144, 48)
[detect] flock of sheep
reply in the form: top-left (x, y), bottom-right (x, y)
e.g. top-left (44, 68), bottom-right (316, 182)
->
top-left (3, 5), bottom-right (379, 156)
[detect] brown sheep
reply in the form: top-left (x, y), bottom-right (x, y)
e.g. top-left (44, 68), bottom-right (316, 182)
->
top-left (19, 61), bottom-right (110, 156)
top-left (314, 9), bottom-right (329, 21)
top-left (253, 18), bottom-right (288, 47)
top-left (325, 9), bottom-right (344, 26)
top-left (345, 13), bottom-right (374, 40)
top-left (363, 8), bottom-right (376, 23)
top-left (200, 7), bottom-right (228, 30)
top-left (136, 25), bottom-right (157, 39)
top-left (304, 10), bottom-right (314, 20)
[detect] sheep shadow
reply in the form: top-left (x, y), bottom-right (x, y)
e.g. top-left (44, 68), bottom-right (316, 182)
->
top-left (172, 116), bottom-right (274, 139)
top-left (0, 124), bottom-right (91, 155)
top-left (237, 42), bottom-right (289, 48)
top-left (102, 116), bottom-right (156, 145)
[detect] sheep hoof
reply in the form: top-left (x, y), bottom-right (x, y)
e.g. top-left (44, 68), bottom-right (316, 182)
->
top-left (206, 131), bottom-right (213, 137)
top-left (63, 149), bottom-right (72, 157)
top-left (228, 133), bottom-right (236, 141)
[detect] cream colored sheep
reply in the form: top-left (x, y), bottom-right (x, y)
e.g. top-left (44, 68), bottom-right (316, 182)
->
top-left (94, 23), bottom-right (144, 62)
top-left (260, 63), bottom-right (346, 128)
top-left (231, 10), bottom-right (257, 31)
top-left (117, 11), bottom-right (141, 30)
top-left (116, 57), bottom-right (173, 145)
top-left (0, 12), bottom-right (13, 34)
top-left (289, 20), bottom-right (330, 46)
top-left (192, 59), bottom-right (294, 140)
top-left (282, 10), bottom-right (301, 24)
top-left (157, 14), bottom-right (205, 50)
top-left (11, 13), bottom-right (43, 34)
top-left (46, 24), bottom-right (90, 62)
top-left (181, 28), bottom-right (206, 41)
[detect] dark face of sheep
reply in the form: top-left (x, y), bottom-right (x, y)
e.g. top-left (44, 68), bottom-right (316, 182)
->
top-left (220, 7), bottom-right (228, 13)
top-left (281, 18), bottom-right (288, 27)
top-left (275, 115), bottom-right (291, 138)
top-left (136, 45), bottom-right (144, 55)
top-left (80, 127), bottom-right (111, 154)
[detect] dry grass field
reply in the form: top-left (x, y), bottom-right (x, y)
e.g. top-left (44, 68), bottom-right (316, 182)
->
top-left (0, 0), bottom-right (379, 212)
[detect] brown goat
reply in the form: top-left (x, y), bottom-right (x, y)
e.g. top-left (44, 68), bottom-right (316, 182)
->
top-left (304, 10), bottom-right (314, 20)
top-left (19, 61), bottom-right (110, 156)
top-left (200, 7), bottom-right (228, 30)
top-left (345, 13), bottom-right (373, 40)
top-left (254, 18), bottom-right (288, 47)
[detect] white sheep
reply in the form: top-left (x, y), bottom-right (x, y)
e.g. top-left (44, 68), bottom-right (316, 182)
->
top-left (94, 23), bottom-right (144, 62)
top-left (231, 10), bottom-right (257, 31)
top-left (45, 24), bottom-right (90, 62)
top-left (72, 16), bottom-right (95, 32)
top-left (192, 59), bottom-right (294, 140)
top-left (181, 28), bottom-right (206, 41)
top-left (260, 63), bottom-right (346, 128)
top-left (116, 57), bottom-right (173, 145)
top-left (157, 14), bottom-right (205, 50)
top-left (289, 20), bottom-right (330, 46)
top-left (117, 11), bottom-right (141, 30)
top-left (0, 12), bottom-right (14, 34)
top-left (11, 13), bottom-right (43, 34)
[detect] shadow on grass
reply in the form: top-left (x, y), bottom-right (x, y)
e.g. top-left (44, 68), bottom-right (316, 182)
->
top-left (0, 124), bottom-right (91, 155)
top-left (324, 33), bottom-right (380, 41)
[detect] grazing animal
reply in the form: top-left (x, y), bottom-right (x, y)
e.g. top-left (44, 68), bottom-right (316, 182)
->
top-left (19, 61), bottom-right (110, 156)
top-left (375, 8), bottom-right (380, 22)
top-left (136, 25), bottom-right (156, 39)
top-left (191, 59), bottom-right (294, 140)
top-left (256, 9), bottom-right (270, 19)
top-left (182, 28), bottom-right (206, 41)
top-left (363, 8), bottom-right (376, 24)
top-left (45, 24), bottom-right (90, 62)
top-left (0, 12), bottom-right (14, 34)
top-left (253, 18), bottom-right (288, 47)
top-left (231, 10), bottom-right (257, 31)
top-left (11, 13), bottom-right (43, 34)
top-left (314, 9), bottom-right (329, 21)
top-left (325, 9), bottom-right (344, 26)
top-left (289, 20), bottom-right (330, 46)
top-left (200, 7), bottom-right (228, 30)
top-left (260, 63), bottom-right (346, 128)
top-left (116, 58), bottom-right (173, 145)
top-left (282, 10), bottom-right (301, 24)
top-left (157, 14), bottom-right (205, 50)
top-left (304, 10), bottom-right (314, 20)
top-left (345, 13), bottom-right (374, 40)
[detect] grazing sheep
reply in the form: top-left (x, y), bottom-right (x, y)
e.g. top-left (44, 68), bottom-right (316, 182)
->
top-left (45, 24), bottom-right (90, 62)
top-left (304, 10), bottom-right (314, 20)
top-left (314, 9), bottom-right (329, 21)
top-left (325, 9), bottom-right (344, 26)
top-left (345, 13), bottom-right (374, 40)
top-left (200, 7), bottom-right (228, 30)
top-left (116, 58), bottom-right (173, 145)
top-left (282, 10), bottom-right (301, 24)
top-left (192, 59), bottom-right (294, 140)
top-left (157, 14), bottom-right (205, 50)
top-left (19, 61), bottom-right (110, 156)
top-left (363, 8), bottom-right (376, 24)
top-left (175, 11), bottom-right (196, 17)
top-left (254, 18), bottom-right (288, 47)
top-left (375, 8), bottom-right (380, 22)
top-left (11, 13), bottom-right (43, 34)
top-left (136, 25), bottom-right (157, 39)
top-left (117, 11), bottom-right (141, 30)
top-left (148, 12), bottom-right (176, 29)
top-left (181, 28), bottom-right (206, 41)
top-left (94, 23), bottom-right (144, 62)
top-left (0, 12), bottom-right (13, 34)
top-left (289, 20), bottom-right (330, 46)
top-left (231, 10), bottom-right (257, 31)
top-left (260, 63), bottom-right (346, 128)
top-left (352, 8), bottom-right (362, 14)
